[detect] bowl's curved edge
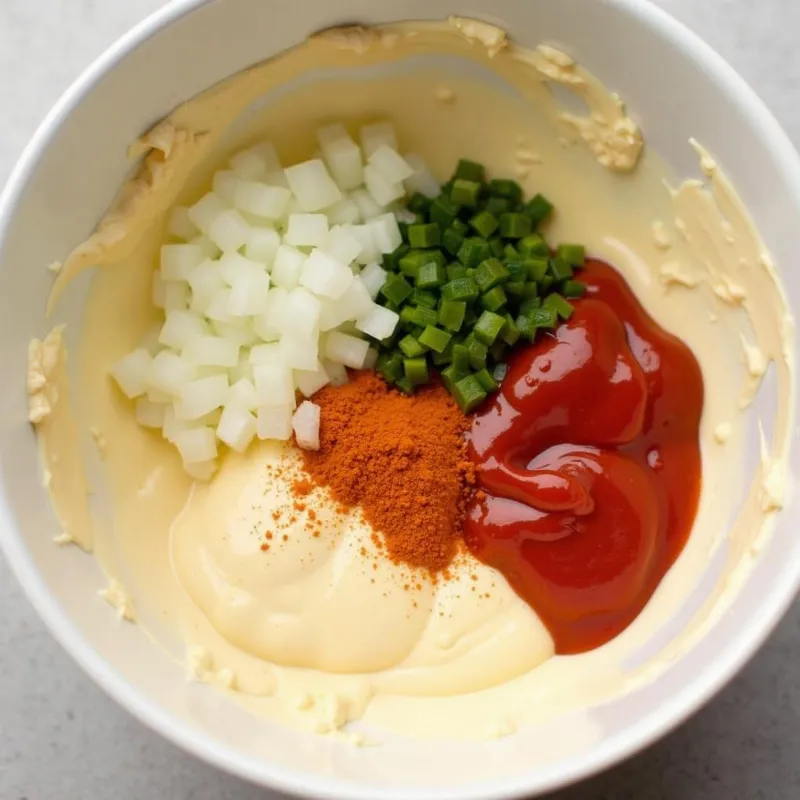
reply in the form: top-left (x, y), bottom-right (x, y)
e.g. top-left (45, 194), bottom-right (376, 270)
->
top-left (1, 1), bottom-right (799, 798)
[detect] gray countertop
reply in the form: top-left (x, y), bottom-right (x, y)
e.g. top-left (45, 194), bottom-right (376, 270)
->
top-left (1, 1), bottom-right (799, 798)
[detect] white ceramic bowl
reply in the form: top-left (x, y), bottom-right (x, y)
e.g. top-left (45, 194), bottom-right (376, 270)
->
top-left (2, 1), bottom-right (799, 797)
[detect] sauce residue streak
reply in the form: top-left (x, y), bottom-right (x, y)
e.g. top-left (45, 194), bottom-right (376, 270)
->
top-left (465, 259), bottom-right (704, 654)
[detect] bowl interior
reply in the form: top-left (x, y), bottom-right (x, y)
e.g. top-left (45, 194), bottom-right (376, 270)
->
top-left (1, 0), bottom-right (799, 797)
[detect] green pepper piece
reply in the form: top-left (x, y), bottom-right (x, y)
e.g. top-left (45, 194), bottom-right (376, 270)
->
top-left (488, 178), bottom-right (523, 203)
top-left (408, 223), bottom-right (441, 249)
top-left (474, 368), bottom-right (499, 392)
top-left (499, 212), bottom-right (533, 239)
top-left (543, 292), bottom-right (574, 320)
top-left (474, 257), bottom-right (510, 292)
top-left (417, 261), bottom-right (447, 289)
top-left (457, 237), bottom-right (492, 268)
top-left (562, 279), bottom-right (586, 298)
top-left (403, 356), bottom-right (429, 386)
top-left (527, 193), bottom-right (554, 226)
top-left (398, 334), bottom-right (427, 358)
top-left (380, 273), bottom-right (413, 305)
top-left (452, 374), bottom-right (488, 413)
top-left (418, 325), bottom-right (452, 353)
top-left (454, 159), bottom-right (486, 183)
top-left (450, 179), bottom-right (482, 207)
top-left (470, 210), bottom-right (499, 239)
top-left (473, 310), bottom-right (507, 345)
top-left (438, 299), bottom-right (467, 332)
top-left (557, 243), bottom-right (586, 267)
top-left (481, 286), bottom-right (508, 313)
top-left (442, 276), bottom-right (480, 302)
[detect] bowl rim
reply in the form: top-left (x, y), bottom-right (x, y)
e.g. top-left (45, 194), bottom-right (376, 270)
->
top-left (2, 0), bottom-right (800, 798)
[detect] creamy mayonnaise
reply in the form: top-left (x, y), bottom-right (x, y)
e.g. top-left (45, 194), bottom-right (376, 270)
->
top-left (30, 18), bottom-right (793, 740)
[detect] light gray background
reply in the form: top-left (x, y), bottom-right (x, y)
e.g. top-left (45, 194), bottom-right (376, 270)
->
top-left (1, 1), bottom-right (798, 798)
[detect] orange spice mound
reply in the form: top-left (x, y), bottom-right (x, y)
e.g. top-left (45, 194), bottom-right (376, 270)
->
top-left (299, 370), bottom-right (475, 573)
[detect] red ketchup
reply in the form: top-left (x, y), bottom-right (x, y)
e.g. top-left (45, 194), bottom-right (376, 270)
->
top-left (465, 258), bottom-right (703, 654)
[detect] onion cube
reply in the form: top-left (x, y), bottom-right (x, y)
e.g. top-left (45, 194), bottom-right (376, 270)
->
top-left (278, 334), bottom-right (318, 372)
top-left (294, 361), bottom-right (330, 398)
top-left (364, 164), bottom-right (405, 207)
top-left (292, 401), bottom-right (321, 450)
top-left (208, 209), bottom-right (250, 253)
top-left (234, 180), bottom-right (291, 220)
top-left (249, 342), bottom-right (282, 365)
top-left (175, 374), bottom-right (230, 420)
top-left (190, 235), bottom-right (221, 260)
top-left (285, 213), bottom-right (329, 247)
top-left (212, 170), bottom-right (242, 207)
top-left (317, 123), bottom-right (364, 190)
top-left (228, 378), bottom-right (259, 411)
top-left (271, 244), bottom-right (306, 290)
top-left (245, 227), bottom-right (280, 266)
top-left (164, 281), bottom-right (190, 312)
top-left (184, 459), bottom-right (218, 482)
top-left (363, 347), bottom-right (379, 370)
top-left (368, 145), bottom-right (414, 183)
top-left (205, 288), bottom-right (235, 323)
top-left (230, 149), bottom-right (268, 180)
top-left (216, 403), bottom-right (257, 453)
top-left (211, 320), bottom-right (256, 347)
top-left (230, 270), bottom-right (271, 316)
top-left (284, 159), bottom-right (342, 212)
top-left (325, 225), bottom-right (363, 266)
top-left (322, 359), bottom-right (348, 387)
top-left (359, 263), bottom-right (388, 299)
top-left (159, 310), bottom-right (209, 349)
top-left (283, 287), bottom-right (322, 338)
top-left (134, 397), bottom-right (166, 428)
top-left (359, 122), bottom-right (398, 158)
top-left (111, 348), bottom-right (152, 398)
top-left (168, 206), bottom-right (199, 240)
top-left (319, 278), bottom-right (373, 331)
top-left (355, 304), bottom-right (399, 340)
top-left (248, 141), bottom-right (281, 173)
top-left (369, 212), bottom-right (402, 254)
top-left (257, 405), bottom-right (293, 441)
top-left (160, 243), bottom-right (204, 281)
top-left (229, 354), bottom-right (254, 384)
top-left (252, 287), bottom-right (288, 342)
top-left (151, 273), bottom-right (166, 308)
top-left (149, 350), bottom-right (197, 397)
top-left (350, 188), bottom-right (384, 221)
top-left (299, 249), bottom-right (352, 299)
top-left (188, 260), bottom-right (225, 315)
top-left (325, 331), bottom-right (370, 368)
top-left (188, 192), bottom-right (225, 235)
top-left (183, 336), bottom-right (240, 368)
top-left (219, 252), bottom-right (260, 287)
top-left (403, 153), bottom-right (441, 198)
top-left (349, 225), bottom-right (380, 265)
top-left (325, 198), bottom-right (362, 226)
top-left (253, 362), bottom-right (295, 407)
top-left (173, 426), bottom-right (218, 463)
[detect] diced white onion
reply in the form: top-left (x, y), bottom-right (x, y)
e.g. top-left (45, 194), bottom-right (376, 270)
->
top-left (368, 145), bottom-right (414, 184)
top-left (364, 163), bottom-right (405, 207)
top-left (292, 401), bottom-right (321, 450)
top-left (245, 227), bottom-right (280, 266)
top-left (348, 225), bottom-right (380, 265)
top-left (173, 426), bottom-right (218, 463)
top-left (212, 170), bottom-right (242, 207)
top-left (298, 249), bottom-right (353, 300)
top-left (182, 335), bottom-right (240, 368)
top-left (321, 359), bottom-right (348, 387)
top-left (160, 243), bottom-right (203, 281)
top-left (134, 397), bottom-right (166, 428)
top-left (284, 213), bottom-right (329, 247)
top-left (188, 192), bottom-right (225, 235)
top-left (249, 342), bottom-right (282, 365)
top-left (253, 362), bottom-right (295, 407)
top-left (228, 378), bottom-right (259, 411)
top-left (188, 260), bottom-right (225, 315)
top-left (190, 235), bottom-right (221, 260)
top-left (111, 348), bottom-right (152, 398)
top-left (363, 346), bottom-right (379, 370)
top-left (317, 123), bottom-right (364, 191)
top-left (325, 198), bottom-right (362, 226)
top-left (159, 310), bottom-right (209, 350)
top-left (208, 208), bottom-right (251, 253)
top-left (205, 288), bottom-right (235, 323)
top-left (349, 188), bottom-right (384, 221)
top-left (359, 262), bottom-right (388, 299)
top-left (279, 334), bottom-right (318, 371)
top-left (184, 459), bottom-right (218, 482)
top-left (229, 270), bottom-right (271, 317)
top-left (211, 320), bottom-right (256, 347)
top-left (368, 212), bottom-right (402, 254)
top-left (252, 287), bottom-right (289, 342)
top-left (234, 180), bottom-right (291, 220)
top-left (216, 402), bottom-right (257, 453)
top-left (175, 374), bottom-right (230, 420)
top-left (284, 159), bottom-right (342, 212)
top-left (164, 281), bottom-right (190, 312)
top-left (319, 278), bottom-right (373, 332)
top-left (149, 350), bottom-right (198, 397)
top-left (403, 153), bottom-right (441, 198)
top-left (325, 225), bottom-right (363, 266)
top-left (230, 149), bottom-right (268, 180)
top-left (324, 331), bottom-right (370, 368)
top-left (271, 245), bottom-right (306, 291)
top-left (359, 122), bottom-right (398, 158)
top-left (294, 361), bottom-right (330, 398)
top-left (257, 405), bottom-right (293, 441)
top-left (283, 287), bottom-right (322, 339)
top-left (356, 304), bottom-right (399, 341)
top-left (168, 206), bottom-right (199, 240)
